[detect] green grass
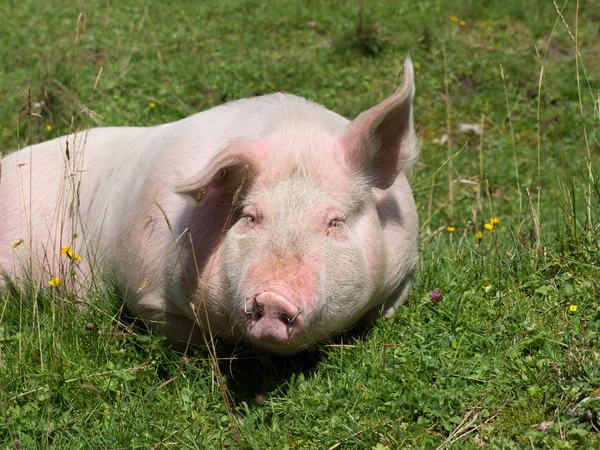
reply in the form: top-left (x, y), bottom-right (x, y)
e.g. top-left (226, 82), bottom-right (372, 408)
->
top-left (1, 0), bottom-right (600, 448)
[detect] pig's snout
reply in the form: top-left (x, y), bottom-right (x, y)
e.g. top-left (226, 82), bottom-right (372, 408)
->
top-left (243, 291), bottom-right (305, 344)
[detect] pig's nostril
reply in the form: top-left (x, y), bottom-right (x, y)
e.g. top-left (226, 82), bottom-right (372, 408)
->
top-left (281, 307), bottom-right (302, 324)
top-left (244, 292), bottom-right (305, 343)
top-left (244, 295), bottom-right (264, 316)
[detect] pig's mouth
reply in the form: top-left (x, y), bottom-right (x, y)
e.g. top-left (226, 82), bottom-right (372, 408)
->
top-left (241, 291), bottom-right (307, 348)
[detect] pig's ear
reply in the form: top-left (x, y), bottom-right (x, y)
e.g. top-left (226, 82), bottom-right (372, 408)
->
top-left (172, 141), bottom-right (258, 201)
top-left (342, 57), bottom-right (417, 190)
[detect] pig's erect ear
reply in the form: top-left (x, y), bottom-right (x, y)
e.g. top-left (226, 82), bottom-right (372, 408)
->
top-left (342, 57), bottom-right (417, 190)
top-left (172, 141), bottom-right (259, 201)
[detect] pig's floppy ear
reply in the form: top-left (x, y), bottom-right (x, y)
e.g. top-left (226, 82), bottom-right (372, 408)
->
top-left (342, 57), bottom-right (417, 190)
top-left (172, 141), bottom-right (257, 201)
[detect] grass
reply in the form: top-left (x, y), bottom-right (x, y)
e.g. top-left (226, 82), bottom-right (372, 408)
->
top-left (1, 0), bottom-right (600, 448)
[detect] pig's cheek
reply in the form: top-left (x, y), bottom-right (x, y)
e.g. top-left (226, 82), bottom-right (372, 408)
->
top-left (317, 224), bottom-right (383, 325)
top-left (352, 210), bottom-right (386, 291)
top-left (315, 243), bottom-right (369, 327)
top-left (222, 234), bottom-right (259, 296)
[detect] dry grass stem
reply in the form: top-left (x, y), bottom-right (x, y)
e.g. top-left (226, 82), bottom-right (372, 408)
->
top-left (574, 0), bottom-right (593, 236)
top-left (477, 114), bottom-right (485, 231)
top-left (500, 66), bottom-right (522, 220)
top-left (526, 188), bottom-right (542, 257)
top-left (442, 41), bottom-right (454, 224)
top-left (536, 65), bottom-right (544, 232)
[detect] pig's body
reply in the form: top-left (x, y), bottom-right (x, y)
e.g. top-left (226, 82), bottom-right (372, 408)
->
top-left (0, 61), bottom-right (419, 354)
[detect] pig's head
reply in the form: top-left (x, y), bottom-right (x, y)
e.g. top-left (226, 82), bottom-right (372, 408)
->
top-left (175, 59), bottom-right (417, 354)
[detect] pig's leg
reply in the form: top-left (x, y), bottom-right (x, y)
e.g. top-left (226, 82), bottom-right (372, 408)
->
top-left (162, 313), bottom-right (239, 351)
top-left (161, 314), bottom-right (203, 350)
top-left (129, 302), bottom-right (203, 350)
top-left (379, 278), bottom-right (412, 318)
top-left (129, 290), bottom-right (228, 351)
top-left (359, 278), bottom-right (412, 324)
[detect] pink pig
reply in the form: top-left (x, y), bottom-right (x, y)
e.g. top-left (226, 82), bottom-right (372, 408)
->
top-left (0, 59), bottom-right (419, 354)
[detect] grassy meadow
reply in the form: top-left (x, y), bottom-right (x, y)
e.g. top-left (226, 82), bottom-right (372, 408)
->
top-left (1, 0), bottom-right (599, 448)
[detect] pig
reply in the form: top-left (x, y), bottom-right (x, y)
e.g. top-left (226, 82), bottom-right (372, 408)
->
top-left (0, 59), bottom-right (419, 354)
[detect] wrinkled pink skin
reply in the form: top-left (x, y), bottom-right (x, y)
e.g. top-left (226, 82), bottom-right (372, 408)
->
top-left (0, 59), bottom-right (419, 354)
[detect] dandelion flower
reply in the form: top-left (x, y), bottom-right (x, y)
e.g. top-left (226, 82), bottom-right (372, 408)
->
top-left (447, 226), bottom-right (455, 233)
top-left (476, 231), bottom-right (483, 240)
top-left (459, 20), bottom-right (466, 26)
top-left (490, 217), bottom-right (500, 226)
top-left (12, 239), bottom-right (24, 248)
top-left (569, 305), bottom-right (577, 312)
top-left (49, 277), bottom-right (61, 287)
top-left (45, 124), bottom-right (52, 131)
top-left (149, 102), bottom-right (156, 109)
top-left (450, 16), bottom-right (459, 23)
top-left (484, 223), bottom-right (493, 231)
top-left (61, 244), bottom-right (82, 261)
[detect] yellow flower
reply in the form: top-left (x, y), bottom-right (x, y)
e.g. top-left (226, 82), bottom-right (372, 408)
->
top-left (569, 305), bottom-right (577, 312)
top-left (12, 239), bottom-right (24, 248)
top-left (149, 102), bottom-right (156, 109)
top-left (49, 277), bottom-right (61, 287)
top-left (459, 20), bottom-right (466, 26)
top-left (484, 223), bottom-right (493, 231)
top-left (447, 226), bottom-right (455, 233)
top-left (476, 231), bottom-right (484, 240)
top-left (450, 16), bottom-right (459, 23)
top-left (46, 124), bottom-right (53, 131)
top-left (490, 217), bottom-right (500, 226)
top-left (61, 244), bottom-right (82, 261)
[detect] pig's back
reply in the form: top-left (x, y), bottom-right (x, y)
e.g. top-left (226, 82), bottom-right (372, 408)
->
top-left (0, 127), bottom-right (152, 283)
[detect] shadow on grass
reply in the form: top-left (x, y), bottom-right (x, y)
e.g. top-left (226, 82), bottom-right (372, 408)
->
top-left (215, 320), bottom-right (376, 403)
top-left (118, 298), bottom-right (377, 403)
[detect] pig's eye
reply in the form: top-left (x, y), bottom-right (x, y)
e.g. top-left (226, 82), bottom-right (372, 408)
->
top-left (241, 212), bottom-right (257, 228)
top-left (326, 219), bottom-right (344, 236)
